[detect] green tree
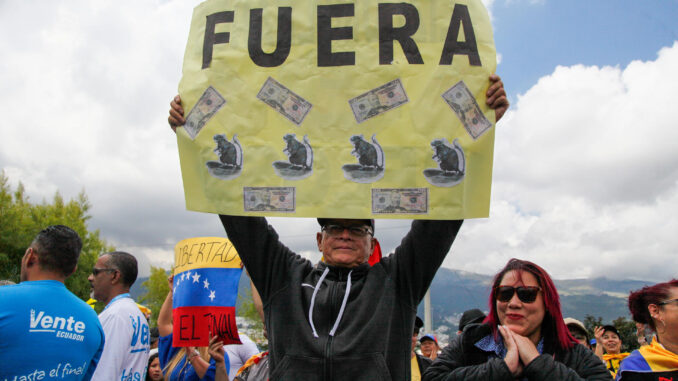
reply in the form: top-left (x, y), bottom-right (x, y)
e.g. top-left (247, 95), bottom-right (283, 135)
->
top-left (0, 171), bottom-right (113, 299)
top-left (140, 265), bottom-right (171, 327)
top-left (583, 314), bottom-right (604, 338)
top-left (612, 316), bottom-right (639, 352)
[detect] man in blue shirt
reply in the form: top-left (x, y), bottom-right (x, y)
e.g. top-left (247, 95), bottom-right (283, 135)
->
top-left (0, 225), bottom-right (105, 380)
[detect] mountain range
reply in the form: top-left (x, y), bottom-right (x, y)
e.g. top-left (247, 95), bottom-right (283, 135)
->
top-left (131, 267), bottom-right (651, 340)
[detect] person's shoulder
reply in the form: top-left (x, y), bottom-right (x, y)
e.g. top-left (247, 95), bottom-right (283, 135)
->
top-left (0, 282), bottom-right (23, 300)
top-left (61, 291), bottom-right (101, 321)
top-left (461, 323), bottom-right (492, 342)
top-left (617, 348), bottom-right (651, 372)
top-left (109, 296), bottom-right (144, 315)
top-left (418, 353), bottom-right (433, 365)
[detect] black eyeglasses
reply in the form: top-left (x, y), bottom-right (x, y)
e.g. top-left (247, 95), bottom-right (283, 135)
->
top-left (322, 224), bottom-right (373, 237)
top-left (657, 298), bottom-right (678, 306)
top-left (92, 267), bottom-right (117, 276)
top-left (494, 286), bottom-right (542, 303)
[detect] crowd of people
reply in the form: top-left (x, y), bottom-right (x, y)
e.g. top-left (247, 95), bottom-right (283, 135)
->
top-left (1, 221), bottom-right (677, 380)
top-left (1, 75), bottom-right (677, 380)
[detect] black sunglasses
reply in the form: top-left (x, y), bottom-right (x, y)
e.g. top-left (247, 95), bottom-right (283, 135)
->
top-left (92, 267), bottom-right (117, 276)
top-left (322, 224), bottom-right (373, 237)
top-left (495, 286), bottom-right (542, 303)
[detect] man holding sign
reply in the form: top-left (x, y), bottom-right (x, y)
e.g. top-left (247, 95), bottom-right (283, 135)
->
top-left (169, 1), bottom-right (507, 378)
top-left (167, 80), bottom-right (506, 380)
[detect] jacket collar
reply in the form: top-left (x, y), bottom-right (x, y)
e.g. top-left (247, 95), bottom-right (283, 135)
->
top-left (315, 261), bottom-right (369, 281)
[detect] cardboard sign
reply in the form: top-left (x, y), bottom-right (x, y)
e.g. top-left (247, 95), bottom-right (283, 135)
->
top-left (172, 237), bottom-right (242, 347)
top-left (177, 0), bottom-right (496, 219)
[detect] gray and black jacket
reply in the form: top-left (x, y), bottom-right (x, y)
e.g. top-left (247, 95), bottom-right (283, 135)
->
top-left (423, 323), bottom-right (612, 381)
top-left (219, 215), bottom-right (462, 381)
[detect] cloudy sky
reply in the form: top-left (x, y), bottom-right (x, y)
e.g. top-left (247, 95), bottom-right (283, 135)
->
top-left (1, 1), bottom-right (677, 281)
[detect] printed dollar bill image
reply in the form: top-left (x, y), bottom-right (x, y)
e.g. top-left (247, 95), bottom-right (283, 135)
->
top-left (257, 77), bottom-right (312, 126)
top-left (243, 187), bottom-right (295, 212)
top-left (349, 79), bottom-right (409, 124)
top-left (176, 0), bottom-right (496, 219)
top-left (184, 86), bottom-right (226, 140)
top-left (442, 81), bottom-right (492, 140)
top-left (372, 189), bottom-right (428, 214)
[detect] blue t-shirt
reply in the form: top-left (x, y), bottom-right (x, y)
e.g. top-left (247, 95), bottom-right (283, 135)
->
top-left (0, 280), bottom-right (105, 380)
top-left (158, 334), bottom-right (223, 381)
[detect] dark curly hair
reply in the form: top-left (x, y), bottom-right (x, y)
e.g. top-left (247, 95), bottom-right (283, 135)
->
top-left (31, 225), bottom-right (82, 277)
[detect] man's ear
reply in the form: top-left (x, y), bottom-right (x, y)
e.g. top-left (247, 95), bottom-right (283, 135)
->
top-left (24, 247), bottom-right (38, 268)
top-left (110, 269), bottom-right (122, 285)
top-left (316, 232), bottom-right (323, 252)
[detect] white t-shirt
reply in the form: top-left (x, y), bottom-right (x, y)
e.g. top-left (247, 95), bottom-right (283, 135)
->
top-left (224, 333), bottom-right (260, 380)
top-left (91, 294), bottom-right (149, 381)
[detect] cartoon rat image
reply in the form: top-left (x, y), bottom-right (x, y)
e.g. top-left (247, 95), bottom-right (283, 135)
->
top-left (423, 137), bottom-right (465, 187)
top-left (283, 133), bottom-right (312, 169)
top-left (206, 133), bottom-right (244, 180)
top-left (431, 138), bottom-right (464, 174)
top-left (272, 133), bottom-right (313, 180)
top-left (213, 134), bottom-right (242, 168)
top-left (342, 134), bottom-right (385, 183)
top-left (350, 134), bottom-right (384, 169)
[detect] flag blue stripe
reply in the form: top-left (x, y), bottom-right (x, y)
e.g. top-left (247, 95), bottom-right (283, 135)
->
top-left (173, 267), bottom-right (241, 308)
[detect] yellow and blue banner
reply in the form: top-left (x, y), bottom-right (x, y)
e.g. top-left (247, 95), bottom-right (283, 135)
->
top-left (172, 237), bottom-right (243, 347)
top-left (617, 338), bottom-right (678, 381)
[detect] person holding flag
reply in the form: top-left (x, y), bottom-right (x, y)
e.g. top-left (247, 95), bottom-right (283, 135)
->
top-left (157, 274), bottom-right (228, 380)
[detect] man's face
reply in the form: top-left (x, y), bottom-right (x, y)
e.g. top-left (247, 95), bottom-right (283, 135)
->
top-left (601, 331), bottom-right (622, 354)
top-left (87, 255), bottom-right (115, 301)
top-left (420, 339), bottom-right (438, 357)
top-left (567, 326), bottom-right (589, 347)
top-left (411, 330), bottom-right (419, 353)
top-left (316, 219), bottom-right (375, 268)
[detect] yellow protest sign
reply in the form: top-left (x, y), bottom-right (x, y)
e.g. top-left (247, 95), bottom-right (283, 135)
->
top-left (177, 0), bottom-right (496, 219)
top-left (173, 237), bottom-right (242, 274)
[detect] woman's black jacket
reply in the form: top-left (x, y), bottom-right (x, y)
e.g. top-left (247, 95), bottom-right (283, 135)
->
top-left (423, 324), bottom-right (612, 381)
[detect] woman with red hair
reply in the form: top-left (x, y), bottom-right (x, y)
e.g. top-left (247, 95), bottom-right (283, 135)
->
top-left (615, 279), bottom-right (678, 380)
top-left (423, 258), bottom-right (611, 380)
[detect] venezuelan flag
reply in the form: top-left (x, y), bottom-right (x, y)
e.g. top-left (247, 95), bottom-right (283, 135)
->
top-left (617, 338), bottom-right (678, 381)
top-left (172, 237), bottom-right (243, 347)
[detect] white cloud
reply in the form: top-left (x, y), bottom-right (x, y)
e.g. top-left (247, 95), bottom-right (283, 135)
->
top-left (0, 0), bottom-right (203, 276)
top-left (1, 1), bottom-right (676, 283)
top-left (445, 42), bottom-right (678, 280)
